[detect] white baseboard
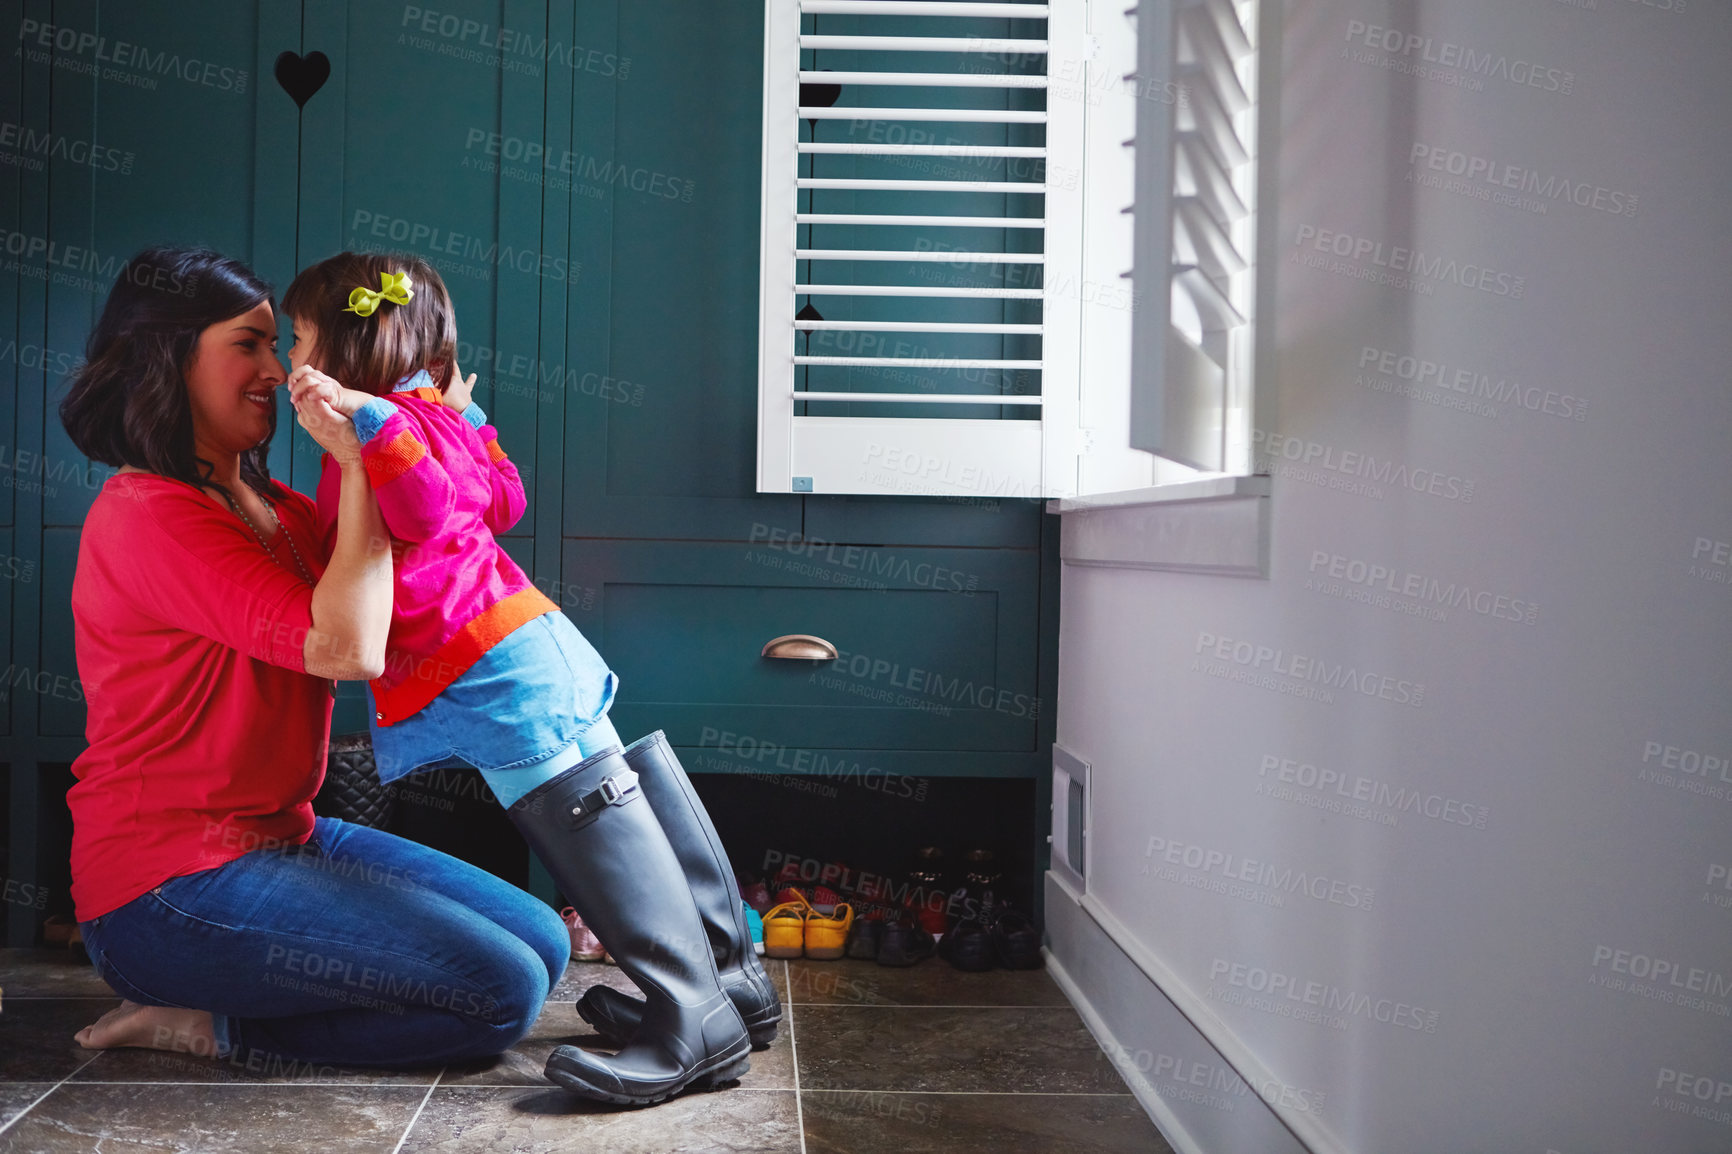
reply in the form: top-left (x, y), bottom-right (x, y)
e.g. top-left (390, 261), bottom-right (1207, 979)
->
top-left (1044, 872), bottom-right (1350, 1154)
top-left (1044, 947), bottom-right (1213, 1154)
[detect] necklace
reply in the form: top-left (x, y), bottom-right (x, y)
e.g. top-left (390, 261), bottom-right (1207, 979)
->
top-left (219, 485), bottom-right (335, 694)
top-left (219, 485), bottom-right (315, 585)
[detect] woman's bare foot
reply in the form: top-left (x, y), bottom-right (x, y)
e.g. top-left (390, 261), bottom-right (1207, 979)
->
top-left (75, 1000), bottom-right (219, 1057)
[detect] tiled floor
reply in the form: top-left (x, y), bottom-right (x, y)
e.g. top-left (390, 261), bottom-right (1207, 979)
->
top-left (0, 948), bottom-right (1171, 1153)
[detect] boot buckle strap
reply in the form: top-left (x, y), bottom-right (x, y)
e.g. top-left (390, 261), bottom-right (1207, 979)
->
top-left (597, 769), bottom-right (637, 806)
top-left (567, 768), bottom-right (640, 827)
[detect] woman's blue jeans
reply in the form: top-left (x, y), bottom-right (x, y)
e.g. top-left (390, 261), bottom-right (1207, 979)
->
top-left (78, 817), bottom-right (571, 1069)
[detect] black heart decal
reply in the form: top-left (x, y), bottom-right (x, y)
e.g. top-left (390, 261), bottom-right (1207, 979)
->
top-left (799, 79), bottom-right (841, 110)
top-left (275, 51), bottom-right (330, 109)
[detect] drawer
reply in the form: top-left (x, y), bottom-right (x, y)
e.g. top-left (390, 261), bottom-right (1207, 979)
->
top-left (564, 539), bottom-right (1040, 753)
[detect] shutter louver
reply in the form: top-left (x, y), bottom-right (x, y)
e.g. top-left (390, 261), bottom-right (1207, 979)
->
top-left (1128, 0), bottom-right (1258, 474)
top-left (758, 0), bottom-right (1085, 498)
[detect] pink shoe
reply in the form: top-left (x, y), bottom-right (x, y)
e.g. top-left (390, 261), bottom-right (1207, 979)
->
top-left (561, 906), bottom-right (607, 962)
top-left (739, 875), bottom-right (773, 916)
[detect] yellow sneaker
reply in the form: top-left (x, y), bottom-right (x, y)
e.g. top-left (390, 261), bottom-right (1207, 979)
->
top-left (763, 896), bottom-right (812, 958)
top-left (804, 902), bottom-right (854, 960)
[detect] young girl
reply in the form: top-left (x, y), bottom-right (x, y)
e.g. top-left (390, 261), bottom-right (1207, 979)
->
top-left (281, 252), bottom-right (779, 1106)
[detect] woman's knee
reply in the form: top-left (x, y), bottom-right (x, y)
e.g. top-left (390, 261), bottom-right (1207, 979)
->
top-left (476, 933), bottom-right (558, 1034)
top-left (429, 940), bottom-right (551, 1061)
top-left (473, 892), bottom-right (569, 993)
top-left (519, 901), bottom-right (571, 990)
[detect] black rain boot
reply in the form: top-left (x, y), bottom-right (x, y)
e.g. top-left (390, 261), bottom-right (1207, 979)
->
top-left (508, 745), bottom-right (751, 1105)
top-left (575, 731), bottom-right (782, 1050)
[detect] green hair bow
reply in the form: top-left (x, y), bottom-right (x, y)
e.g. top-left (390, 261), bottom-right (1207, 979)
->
top-left (344, 271), bottom-right (414, 317)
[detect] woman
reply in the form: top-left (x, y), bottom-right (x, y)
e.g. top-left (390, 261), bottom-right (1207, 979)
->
top-left (58, 246), bottom-right (569, 1068)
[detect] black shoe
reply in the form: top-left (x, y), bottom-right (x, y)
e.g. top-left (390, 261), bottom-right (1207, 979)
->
top-left (938, 917), bottom-right (995, 972)
top-left (508, 746), bottom-right (751, 1106)
top-left (845, 918), bottom-right (884, 961)
top-left (960, 848), bottom-right (1003, 923)
top-left (876, 918), bottom-right (936, 967)
top-left (574, 733), bottom-right (782, 1052)
top-left (992, 909), bottom-right (1043, 970)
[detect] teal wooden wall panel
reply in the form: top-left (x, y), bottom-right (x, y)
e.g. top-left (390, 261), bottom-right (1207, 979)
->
top-left (34, 0), bottom-right (264, 527)
top-left (565, 538), bottom-right (1040, 755)
top-left (260, 0), bottom-right (318, 488)
top-left (6, 0), bottom-right (54, 947)
top-left (35, 527), bottom-right (78, 737)
top-left (0, 527), bottom-right (12, 738)
top-left (562, 1), bottom-right (801, 542)
top-left (290, 0), bottom-right (348, 498)
top-left (37, 0), bottom-right (97, 533)
top-left (491, 0), bottom-right (550, 542)
top-left (0, 0), bottom-right (24, 534)
top-left (532, 0), bottom-right (577, 593)
top-left (602, 5), bottom-right (765, 509)
top-left (296, 0), bottom-right (348, 279)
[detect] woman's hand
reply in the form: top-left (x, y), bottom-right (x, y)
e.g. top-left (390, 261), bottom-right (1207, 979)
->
top-left (289, 367), bottom-right (363, 465)
top-left (442, 359), bottom-right (476, 413)
top-left (287, 365), bottom-right (372, 418)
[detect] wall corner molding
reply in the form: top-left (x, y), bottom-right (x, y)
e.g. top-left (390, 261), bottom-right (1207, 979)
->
top-left (1054, 479), bottom-right (1270, 577)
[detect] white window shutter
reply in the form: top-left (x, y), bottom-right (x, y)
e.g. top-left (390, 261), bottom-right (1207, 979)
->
top-left (1127, 0), bottom-right (1258, 474)
top-left (1074, 0), bottom-right (1155, 497)
top-left (757, 0), bottom-right (1087, 499)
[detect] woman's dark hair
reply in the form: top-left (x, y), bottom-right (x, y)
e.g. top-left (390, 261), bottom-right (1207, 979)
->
top-left (59, 246), bottom-right (278, 499)
top-left (282, 251), bottom-right (456, 397)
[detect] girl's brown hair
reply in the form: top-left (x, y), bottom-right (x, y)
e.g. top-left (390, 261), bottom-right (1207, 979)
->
top-left (282, 251), bottom-right (456, 396)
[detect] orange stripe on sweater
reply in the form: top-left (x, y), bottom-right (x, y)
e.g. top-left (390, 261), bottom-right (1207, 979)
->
top-left (486, 438), bottom-right (506, 464)
top-left (364, 429), bottom-right (426, 487)
top-left (369, 585), bottom-right (560, 727)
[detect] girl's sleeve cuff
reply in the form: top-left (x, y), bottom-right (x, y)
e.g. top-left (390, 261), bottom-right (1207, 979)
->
top-left (461, 403), bottom-right (488, 429)
top-left (352, 398), bottom-right (397, 444)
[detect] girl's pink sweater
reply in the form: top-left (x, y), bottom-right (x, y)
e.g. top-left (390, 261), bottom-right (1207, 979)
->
top-left (313, 386), bottom-right (556, 726)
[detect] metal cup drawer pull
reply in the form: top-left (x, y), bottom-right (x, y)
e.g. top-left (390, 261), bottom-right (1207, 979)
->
top-left (761, 634), bottom-right (839, 660)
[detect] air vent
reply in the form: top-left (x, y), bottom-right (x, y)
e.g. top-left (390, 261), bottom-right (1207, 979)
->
top-left (1051, 742), bottom-right (1089, 891)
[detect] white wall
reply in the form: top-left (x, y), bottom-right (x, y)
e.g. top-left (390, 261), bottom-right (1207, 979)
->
top-left (1050, 2), bottom-right (1732, 1152)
